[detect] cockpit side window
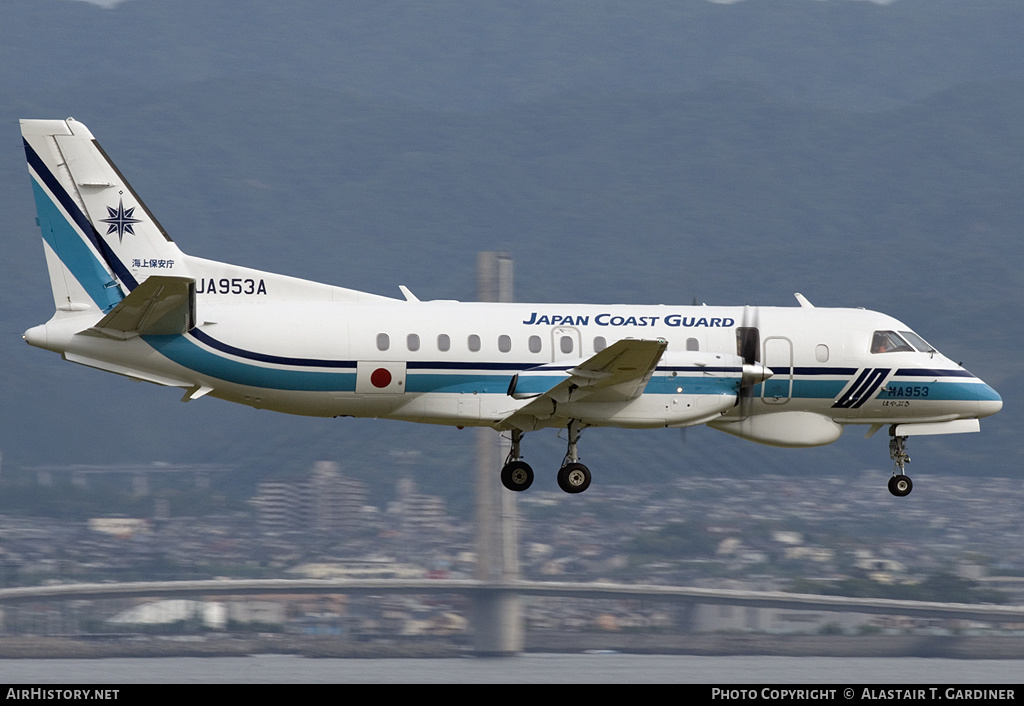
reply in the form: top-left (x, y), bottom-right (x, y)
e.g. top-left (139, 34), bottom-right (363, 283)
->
top-left (871, 330), bottom-right (914, 354)
top-left (899, 330), bottom-right (936, 353)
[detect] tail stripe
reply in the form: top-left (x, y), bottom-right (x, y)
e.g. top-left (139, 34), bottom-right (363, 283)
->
top-left (30, 179), bottom-right (121, 311)
top-left (24, 139), bottom-right (139, 302)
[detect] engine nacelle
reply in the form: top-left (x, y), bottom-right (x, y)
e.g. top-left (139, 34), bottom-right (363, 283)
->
top-left (710, 411), bottom-right (844, 448)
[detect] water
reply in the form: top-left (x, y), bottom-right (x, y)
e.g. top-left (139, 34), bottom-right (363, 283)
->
top-left (1, 655), bottom-right (1021, 683)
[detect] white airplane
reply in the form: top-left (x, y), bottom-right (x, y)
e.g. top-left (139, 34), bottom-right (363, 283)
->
top-left (20, 118), bottom-right (1002, 496)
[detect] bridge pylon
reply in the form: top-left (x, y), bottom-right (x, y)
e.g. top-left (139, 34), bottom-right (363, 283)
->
top-left (473, 252), bottom-right (523, 656)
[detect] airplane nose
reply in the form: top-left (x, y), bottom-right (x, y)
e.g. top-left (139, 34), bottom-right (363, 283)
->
top-left (975, 382), bottom-right (1002, 419)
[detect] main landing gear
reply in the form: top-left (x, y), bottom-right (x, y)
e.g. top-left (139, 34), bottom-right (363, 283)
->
top-left (499, 421), bottom-right (592, 494)
top-left (888, 430), bottom-right (913, 497)
top-left (500, 429), bottom-right (535, 492)
top-left (557, 420), bottom-right (591, 493)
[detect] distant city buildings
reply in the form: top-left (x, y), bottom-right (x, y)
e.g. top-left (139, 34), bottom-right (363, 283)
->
top-left (0, 461), bottom-right (1021, 640)
top-left (254, 461), bottom-right (367, 534)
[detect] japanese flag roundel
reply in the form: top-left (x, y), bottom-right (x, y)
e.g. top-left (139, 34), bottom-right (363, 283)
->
top-left (356, 361), bottom-right (406, 393)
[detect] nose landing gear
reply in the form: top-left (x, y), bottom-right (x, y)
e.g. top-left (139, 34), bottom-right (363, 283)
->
top-left (888, 431), bottom-right (913, 497)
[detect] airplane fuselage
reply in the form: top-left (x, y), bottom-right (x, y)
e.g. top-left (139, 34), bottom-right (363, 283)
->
top-left (28, 288), bottom-right (1000, 446)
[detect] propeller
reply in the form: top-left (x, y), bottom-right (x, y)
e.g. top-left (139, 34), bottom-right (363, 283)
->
top-left (735, 304), bottom-right (773, 418)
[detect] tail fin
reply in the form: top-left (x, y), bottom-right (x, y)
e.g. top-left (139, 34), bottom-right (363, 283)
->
top-left (21, 118), bottom-right (185, 314)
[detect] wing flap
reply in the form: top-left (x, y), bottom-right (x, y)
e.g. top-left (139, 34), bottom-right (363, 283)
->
top-left (504, 338), bottom-right (667, 425)
top-left (567, 337), bottom-right (667, 393)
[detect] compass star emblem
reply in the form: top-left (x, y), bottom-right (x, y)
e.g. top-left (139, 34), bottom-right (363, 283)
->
top-left (99, 197), bottom-right (144, 242)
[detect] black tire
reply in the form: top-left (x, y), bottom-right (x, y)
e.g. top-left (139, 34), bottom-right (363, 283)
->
top-left (557, 462), bottom-right (591, 494)
top-left (888, 474), bottom-right (913, 497)
top-left (500, 461), bottom-right (534, 491)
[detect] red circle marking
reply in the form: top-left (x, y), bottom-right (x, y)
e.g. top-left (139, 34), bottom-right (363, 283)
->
top-left (370, 368), bottom-right (392, 388)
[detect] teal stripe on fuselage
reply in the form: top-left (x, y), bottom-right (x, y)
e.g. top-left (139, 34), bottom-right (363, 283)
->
top-left (406, 374), bottom-right (516, 395)
top-left (144, 334), bottom-right (356, 392)
top-left (752, 377), bottom-right (992, 402)
top-left (789, 379), bottom-right (849, 399)
top-left (877, 379), bottom-right (1000, 402)
top-left (741, 379), bottom-right (848, 399)
top-left (643, 376), bottom-right (742, 396)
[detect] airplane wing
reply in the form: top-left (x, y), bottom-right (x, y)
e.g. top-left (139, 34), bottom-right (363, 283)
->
top-left (88, 276), bottom-right (196, 338)
top-left (503, 338), bottom-right (668, 425)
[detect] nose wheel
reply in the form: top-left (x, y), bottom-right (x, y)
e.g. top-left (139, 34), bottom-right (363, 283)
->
top-left (888, 474), bottom-right (913, 497)
top-left (888, 430), bottom-right (913, 496)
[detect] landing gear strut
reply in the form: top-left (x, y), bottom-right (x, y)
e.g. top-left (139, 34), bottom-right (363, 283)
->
top-left (888, 430), bottom-right (913, 497)
top-left (557, 420), bottom-right (591, 493)
top-left (499, 429), bottom-right (534, 492)
top-left (497, 421), bottom-right (593, 494)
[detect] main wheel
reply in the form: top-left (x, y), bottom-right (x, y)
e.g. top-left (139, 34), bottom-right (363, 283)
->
top-left (557, 462), bottom-right (591, 494)
top-left (888, 474), bottom-right (913, 497)
top-left (500, 461), bottom-right (534, 492)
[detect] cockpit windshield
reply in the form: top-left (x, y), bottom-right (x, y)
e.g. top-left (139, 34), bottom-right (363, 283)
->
top-left (871, 330), bottom-right (913, 354)
top-left (871, 330), bottom-right (936, 354)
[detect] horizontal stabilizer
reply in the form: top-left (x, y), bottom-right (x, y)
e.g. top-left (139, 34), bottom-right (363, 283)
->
top-left (90, 276), bottom-right (195, 337)
top-left (64, 351), bottom-right (192, 389)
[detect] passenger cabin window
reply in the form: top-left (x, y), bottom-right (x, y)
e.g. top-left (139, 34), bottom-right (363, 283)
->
top-left (468, 334), bottom-right (481, 352)
top-left (528, 335), bottom-right (542, 354)
top-left (593, 336), bottom-right (607, 352)
top-left (686, 337), bottom-right (700, 352)
top-left (560, 335), bottom-right (574, 355)
top-left (498, 335), bottom-right (512, 353)
top-left (407, 334), bottom-right (420, 352)
top-left (437, 334), bottom-right (451, 352)
top-left (871, 330), bottom-right (914, 354)
top-left (376, 333), bottom-right (390, 352)
top-left (815, 344), bottom-right (829, 363)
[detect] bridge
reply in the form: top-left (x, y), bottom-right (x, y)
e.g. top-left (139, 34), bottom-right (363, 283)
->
top-left (2, 578), bottom-right (1023, 625)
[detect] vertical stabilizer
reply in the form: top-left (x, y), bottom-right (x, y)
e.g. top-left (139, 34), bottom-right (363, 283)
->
top-left (21, 118), bottom-right (185, 314)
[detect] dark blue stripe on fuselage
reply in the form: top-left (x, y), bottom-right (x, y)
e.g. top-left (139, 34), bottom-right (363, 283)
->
top-left (793, 367), bottom-right (858, 376)
top-left (189, 328), bottom-right (356, 369)
top-left (895, 368), bottom-right (976, 378)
